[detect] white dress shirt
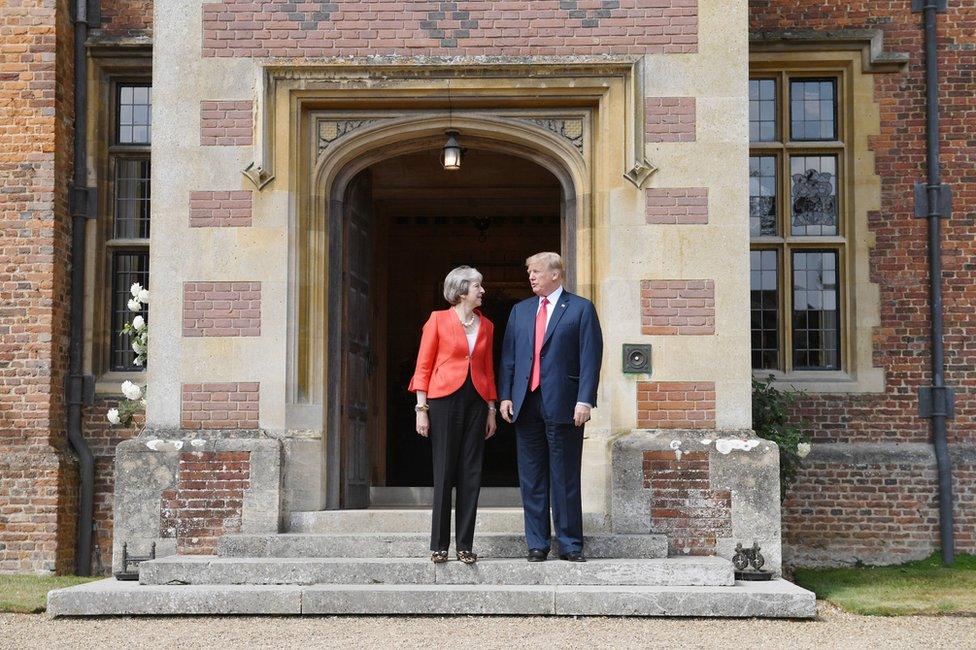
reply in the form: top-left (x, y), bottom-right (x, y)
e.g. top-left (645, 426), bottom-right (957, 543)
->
top-left (537, 285), bottom-right (591, 410)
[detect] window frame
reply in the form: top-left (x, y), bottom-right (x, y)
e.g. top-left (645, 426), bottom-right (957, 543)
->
top-left (749, 66), bottom-right (851, 377)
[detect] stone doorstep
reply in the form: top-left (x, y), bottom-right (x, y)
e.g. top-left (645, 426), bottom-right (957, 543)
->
top-left (138, 556), bottom-right (734, 587)
top-left (288, 508), bottom-right (611, 534)
top-left (217, 532), bottom-right (668, 559)
top-left (47, 579), bottom-right (817, 618)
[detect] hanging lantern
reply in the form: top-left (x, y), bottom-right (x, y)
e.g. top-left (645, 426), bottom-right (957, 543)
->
top-left (442, 130), bottom-right (461, 171)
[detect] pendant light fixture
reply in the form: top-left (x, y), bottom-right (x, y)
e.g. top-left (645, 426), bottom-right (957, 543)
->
top-left (442, 130), bottom-right (461, 171)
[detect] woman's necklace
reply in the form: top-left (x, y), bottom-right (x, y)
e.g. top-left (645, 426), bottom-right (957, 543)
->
top-left (456, 307), bottom-right (475, 329)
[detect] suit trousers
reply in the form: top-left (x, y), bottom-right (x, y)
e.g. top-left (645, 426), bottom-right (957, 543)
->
top-left (427, 372), bottom-right (488, 552)
top-left (515, 388), bottom-right (585, 554)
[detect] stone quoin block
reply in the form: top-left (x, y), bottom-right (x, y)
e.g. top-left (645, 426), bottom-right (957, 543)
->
top-left (637, 381), bottom-right (716, 429)
top-left (200, 100), bottom-right (252, 146)
top-left (646, 188), bottom-right (709, 224)
top-left (645, 97), bottom-right (696, 142)
top-left (180, 382), bottom-right (260, 430)
top-left (182, 281), bottom-right (261, 337)
top-left (641, 279), bottom-right (715, 335)
top-left (200, 1), bottom-right (699, 58)
top-left (189, 191), bottom-right (252, 227)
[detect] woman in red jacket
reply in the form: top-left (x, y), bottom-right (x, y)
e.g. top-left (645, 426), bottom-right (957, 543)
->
top-left (409, 265), bottom-right (498, 564)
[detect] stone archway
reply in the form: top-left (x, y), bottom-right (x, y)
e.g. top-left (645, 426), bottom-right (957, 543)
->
top-left (308, 114), bottom-right (591, 508)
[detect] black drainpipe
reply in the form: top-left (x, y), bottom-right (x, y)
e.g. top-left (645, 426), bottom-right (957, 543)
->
top-left (67, 0), bottom-right (98, 576)
top-left (912, 0), bottom-right (955, 566)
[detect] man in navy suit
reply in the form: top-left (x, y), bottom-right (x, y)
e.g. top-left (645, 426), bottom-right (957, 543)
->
top-left (499, 252), bottom-right (603, 562)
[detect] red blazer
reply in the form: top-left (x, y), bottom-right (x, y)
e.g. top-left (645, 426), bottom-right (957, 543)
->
top-left (408, 309), bottom-right (498, 402)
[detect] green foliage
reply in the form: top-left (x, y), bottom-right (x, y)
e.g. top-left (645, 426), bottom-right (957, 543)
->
top-left (794, 553), bottom-right (976, 616)
top-left (0, 575), bottom-right (101, 613)
top-left (752, 374), bottom-right (810, 501)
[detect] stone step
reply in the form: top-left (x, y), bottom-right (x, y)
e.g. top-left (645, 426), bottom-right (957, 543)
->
top-left (139, 556), bottom-right (733, 587)
top-left (48, 578), bottom-right (817, 618)
top-left (288, 508), bottom-right (610, 534)
top-left (217, 532), bottom-right (668, 559)
top-left (369, 487), bottom-right (522, 507)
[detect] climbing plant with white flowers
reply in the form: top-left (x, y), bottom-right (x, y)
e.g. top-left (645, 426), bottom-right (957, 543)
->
top-left (106, 283), bottom-right (149, 427)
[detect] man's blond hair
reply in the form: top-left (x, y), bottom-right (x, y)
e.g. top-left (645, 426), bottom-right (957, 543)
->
top-left (525, 251), bottom-right (563, 277)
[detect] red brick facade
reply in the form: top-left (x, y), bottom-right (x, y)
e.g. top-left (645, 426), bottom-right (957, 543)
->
top-left (750, 1), bottom-right (976, 562)
top-left (189, 191), bottom-right (253, 228)
top-left (182, 282), bottom-right (262, 337)
top-left (644, 451), bottom-right (732, 555)
top-left (641, 279), bottom-right (715, 335)
top-left (181, 383), bottom-right (260, 430)
top-left (201, 1), bottom-right (700, 58)
top-left (1, 1), bottom-right (974, 574)
top-left (0, 0), bottom-right (76, 574)
top-left (645, 97), bottom-right (696, 142)
top-left (637, 381), bottom-right (716, 429)
top-left (160, 451), bottom-right (251, 555)
top-left (200, 101), bottom-right (253, 146)
top-left (645, 187), bottom-right (709, 225)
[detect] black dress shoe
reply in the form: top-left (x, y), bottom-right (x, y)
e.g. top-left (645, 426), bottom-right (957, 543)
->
top-left (527, 549), bottom-right (549, 562)
top-left (559, 551), bottom-right (586, 562)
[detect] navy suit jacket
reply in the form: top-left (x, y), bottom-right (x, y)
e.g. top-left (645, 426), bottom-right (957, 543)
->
top-left (498, 290), bottom-right (603, 424)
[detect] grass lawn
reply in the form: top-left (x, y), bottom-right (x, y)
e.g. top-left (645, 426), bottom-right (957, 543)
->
top-left (0, 575), bottom-right (102, 614)
top-left (794, 553), bottom-right (976, 616)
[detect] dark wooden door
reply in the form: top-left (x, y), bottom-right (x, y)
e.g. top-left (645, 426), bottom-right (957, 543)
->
top-left (341, 171), bottom-right (374, 508)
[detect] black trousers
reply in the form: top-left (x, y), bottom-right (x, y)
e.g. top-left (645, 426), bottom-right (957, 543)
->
top-left (427, 373), bottom-right (488, 552)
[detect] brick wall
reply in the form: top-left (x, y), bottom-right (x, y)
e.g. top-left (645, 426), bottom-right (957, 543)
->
top-left (182, 282), bottom-right (261, 337)
top-left (96, 0), bottom-right (153, 37)
top-left (85, 396), bottom-right (142, 574)
top-left (645, 97), bottom-right (696, 142)
top-left (644, 451), bottom-right (732, 555)
top-left (189, 191), bottom-right (252, 228)
top-left (181, 382), bottom-right (260, 430)
top-left (201, 0), bottom-right (699, 58)
top-left (0, 0), bottom-right (77, 574)
top-left (755, 0), bottom-right (976, 562)
top-left (640, 279), bottom-right (715, 335)
top-left (159, 451), bottom-right (251, 554)
top-left (637, 381), bottom-right (716, 429)
top-left (200, 101), bottom-right (252, 146)
top-left (646, 187), bottom-right (709, 225)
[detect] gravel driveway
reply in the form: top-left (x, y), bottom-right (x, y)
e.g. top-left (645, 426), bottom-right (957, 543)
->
top-left (1, 603), bottom-right (973, 649)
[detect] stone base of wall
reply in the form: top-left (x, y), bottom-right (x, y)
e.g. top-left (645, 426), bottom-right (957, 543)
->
top-left (611, 429), bottom-right (782, 574)
top-left (784, 443), bottom-right (976, 568)
top-left (112, 430), bottom-right (281, 573)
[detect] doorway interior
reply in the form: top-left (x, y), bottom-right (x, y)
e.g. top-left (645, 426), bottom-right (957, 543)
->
top-left (339, 146), bottom-right (562, 498)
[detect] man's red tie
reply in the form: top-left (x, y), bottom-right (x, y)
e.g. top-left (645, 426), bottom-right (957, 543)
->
top-left (530, 297), bottom-right (549, 391)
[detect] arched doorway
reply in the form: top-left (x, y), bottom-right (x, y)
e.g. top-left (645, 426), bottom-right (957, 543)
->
top-left (312, 117), bottom-right (588, 509)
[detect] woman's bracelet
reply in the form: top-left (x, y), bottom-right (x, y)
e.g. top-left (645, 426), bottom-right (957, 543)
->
top-left (487, 405), bottom-right (497, 412)
top-left (414, 404), bottom-right (429, 412)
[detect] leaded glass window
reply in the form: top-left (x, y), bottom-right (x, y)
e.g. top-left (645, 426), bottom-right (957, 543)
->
top-left (117, 85), bottom-right (152, 145)
top-left (790, 79), bottom-right (836, 141)
top-left (749, 69), bottom-right (846, 373)
top-left (749, 79), bottom-right (777, 142)
top-left (792, 251), bottom-right (839, 369)
top-left (110, 252), bottom-right (149, 371)
top-left (114, 158), bottom-right (151, 239)
top-left (750, 250), bottom-right (779, 369)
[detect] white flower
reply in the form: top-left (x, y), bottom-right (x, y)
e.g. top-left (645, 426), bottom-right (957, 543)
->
top-left (130, 282), bottom-right (143, 298)
top-left (131, 340), bottom-right (144, 354)
top-left (132, 315), bottom-right (145, 330)
top-left (137, 289), bottom-right (150, 304)
top-left (127, 298), bottom-right (142, 312)
top-left (133, 357), bottom-right (144, 366)
top-left (106, 408), bottom-right (121, 425)
top-left (120, 380), bottom-right (142, 401)
top-left (796, 442), bottom-right (812, 458)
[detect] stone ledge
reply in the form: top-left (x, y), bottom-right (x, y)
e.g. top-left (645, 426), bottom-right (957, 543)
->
top-left (48, 578), bottom-right (816, 618)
